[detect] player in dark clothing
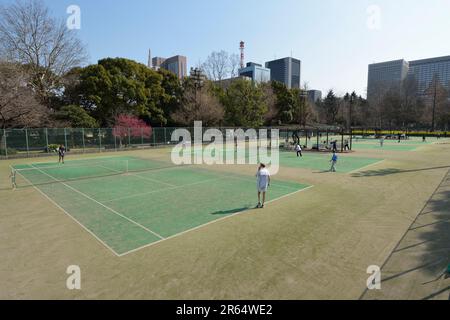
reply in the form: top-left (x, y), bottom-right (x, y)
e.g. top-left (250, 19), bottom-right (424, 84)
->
top-left (331, 140), bottom-right (337, 152)
top-left (58, 145), bottom-right (66, 164)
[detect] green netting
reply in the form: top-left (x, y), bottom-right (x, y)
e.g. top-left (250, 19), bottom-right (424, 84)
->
top-left (14, 156), bottom-right (310, 255)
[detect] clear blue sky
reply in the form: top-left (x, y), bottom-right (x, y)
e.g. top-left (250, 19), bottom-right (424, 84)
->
top-left (2, 0), bottom-right (450, 97)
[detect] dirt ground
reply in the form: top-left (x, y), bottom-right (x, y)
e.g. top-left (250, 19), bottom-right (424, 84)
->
top-left (0, 141), bottom-right (449, 299)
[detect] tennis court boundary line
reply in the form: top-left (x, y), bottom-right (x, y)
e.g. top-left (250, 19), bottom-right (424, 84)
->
top-left (348, 159), bottom-right (385, 174)
top-left (117, 185), bottom-right (314, 257)
top-left (16, 163), bottom-right (312, 257)
top-left (29, 164), bottom-right (165, 240)
top-left (14, 169), bottom-right (121, 257)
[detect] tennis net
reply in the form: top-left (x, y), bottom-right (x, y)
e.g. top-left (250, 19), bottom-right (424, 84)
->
top-left (11, 157), bottom-right (186, 188)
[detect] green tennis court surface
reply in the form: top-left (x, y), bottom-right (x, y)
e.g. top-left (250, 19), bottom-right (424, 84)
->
top-left (13, 156), bottom-right (310, 256)
top-left (279, 152), bottom-right (382, 173)
top-left (352, 143), bottom-right (420, 151)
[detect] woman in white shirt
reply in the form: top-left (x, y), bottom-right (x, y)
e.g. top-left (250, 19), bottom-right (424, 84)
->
top-left (256, 163), bottom-right (271, 208)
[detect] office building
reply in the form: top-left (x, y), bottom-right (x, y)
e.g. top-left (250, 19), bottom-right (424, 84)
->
top-left (160, 55), bottom-right (187, 79)
top-left (408, 56), bottom-right (450, 95)
top-left (367, 55), bottom-right (450, 102)
top-left (238, 62), bottom-right (271, 83)
top-left (367, 59), bottom-right (409, 102)
top-left (307, 90), bottom-right (322, 103)
top-left (265, 57), bottom-right (302, 89)
top-left (152, 57), bottom-right (166, 69)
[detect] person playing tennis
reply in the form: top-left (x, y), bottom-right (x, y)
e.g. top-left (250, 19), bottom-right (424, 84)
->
top-left (256, 163), bottom-right (270, 208)
top-left (58, 144), bottom-right (66, 164)
top-left (329, 151), bottom-right (338, 172)
top-left (295, 143), bottom-right (303, 157)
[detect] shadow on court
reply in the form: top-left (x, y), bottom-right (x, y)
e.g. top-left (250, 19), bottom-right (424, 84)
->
top-left (361, 169), bottom-right (450, 300)
top-left (211, 207), bottom-right (251, 215)
top-left (351, 166), bottom-right (450, 178)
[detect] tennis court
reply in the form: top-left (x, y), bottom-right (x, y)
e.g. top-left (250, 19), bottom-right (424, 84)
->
top-left (12, 156), bottom-right (310, 256)
top-left (189, 148), bottom-right (383, 173)
top-left (279, 152), bottom-right (383, 172)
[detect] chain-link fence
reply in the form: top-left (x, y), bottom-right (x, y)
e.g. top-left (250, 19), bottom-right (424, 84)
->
top-left (0, 127), bottom-right (286, 159)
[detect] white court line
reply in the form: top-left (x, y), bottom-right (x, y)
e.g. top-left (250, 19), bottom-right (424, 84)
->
top-left (19, 162), bottom-right (312, 257)
top-left (102, 178), bottom-right (221, 203)
top-left (348, 159), bottom-right (386, 174)
top-left (129, 173), bottom-right (177, 187)
top-left (97, 163), bottom-right (177, 187)
top-left (29, 164), bottom-right (164, 240)
top-left (118, 185), bottom-right (315, 257)
top-left (14, 170), bottom-right (120, 257)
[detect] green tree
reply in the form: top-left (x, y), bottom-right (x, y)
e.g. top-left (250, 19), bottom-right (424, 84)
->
top-left (322, 90), bottom-right (340, 125)
top-left (56, 105), bottom-right (99, 128)
top-left (68, 58), bottom-right (174, 126)
top-left (271, 81), bottom-right (295, 124)
top-left (222, 79), bottom-right (267, 127)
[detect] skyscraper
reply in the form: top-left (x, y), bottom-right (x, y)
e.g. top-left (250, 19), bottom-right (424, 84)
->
top-left (265, 57), bottom-right (301, 89)
top-left (160, 55), bottom-right (187, 79)
top-left (367, 55), bottom-right (450, 102)
top-left (408, 56), bottom-right (450, 95)
top-left (151, 57), bottom-right (166, 70)
top-left (367, 59), bottom-right (409, 102)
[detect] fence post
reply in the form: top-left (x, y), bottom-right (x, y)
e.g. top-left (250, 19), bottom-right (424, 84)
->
top-left (3, 129), bottom-right (7, 159)
top-left (25, 128), bottom-right (29, 157)
top-left (82, 128), bottom-right (85, 153)
top-left (45, 128), bottom-right (49, 153)
top-left (350, 128), bottom-right (353, 151)
top-left (128, 128), bottom-right (131, 147)
top-left (164, 127), bottom-right (167, 144)
top-left (114, 130), bottom-right (117, 151)
top-left (141, 127), bottom-right (144, 145)
top-left (64, 128), bottom-right (68, 151)
top-left (99, 128), bottom-right (102, 152)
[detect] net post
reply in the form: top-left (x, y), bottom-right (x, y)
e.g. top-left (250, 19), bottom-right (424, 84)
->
top-left (10, 168), bottom-right (16, 189)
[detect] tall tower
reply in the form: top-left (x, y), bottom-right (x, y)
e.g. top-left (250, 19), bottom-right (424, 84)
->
top-left (239, 41), bottom-right (245, 69)
top-left (147, 49), bottom-right (152, 68)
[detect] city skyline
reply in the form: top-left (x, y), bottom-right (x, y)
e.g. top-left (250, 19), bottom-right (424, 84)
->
top-left (1, 0), bottom-right (450, 97)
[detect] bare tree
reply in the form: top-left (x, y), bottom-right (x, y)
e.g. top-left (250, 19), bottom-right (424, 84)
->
top-left (425, 74), bottom-right (448, 131)
top-left (201, 50), bottom-right (230, 81)
top-left (0, 0), bottom-right (87, 105)
top-left (229, 53), bottom-right (240, 78)
top-left (171, 86), bottom-right (224, 126)
top-left (0, 62), bottom-right (48, 129)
